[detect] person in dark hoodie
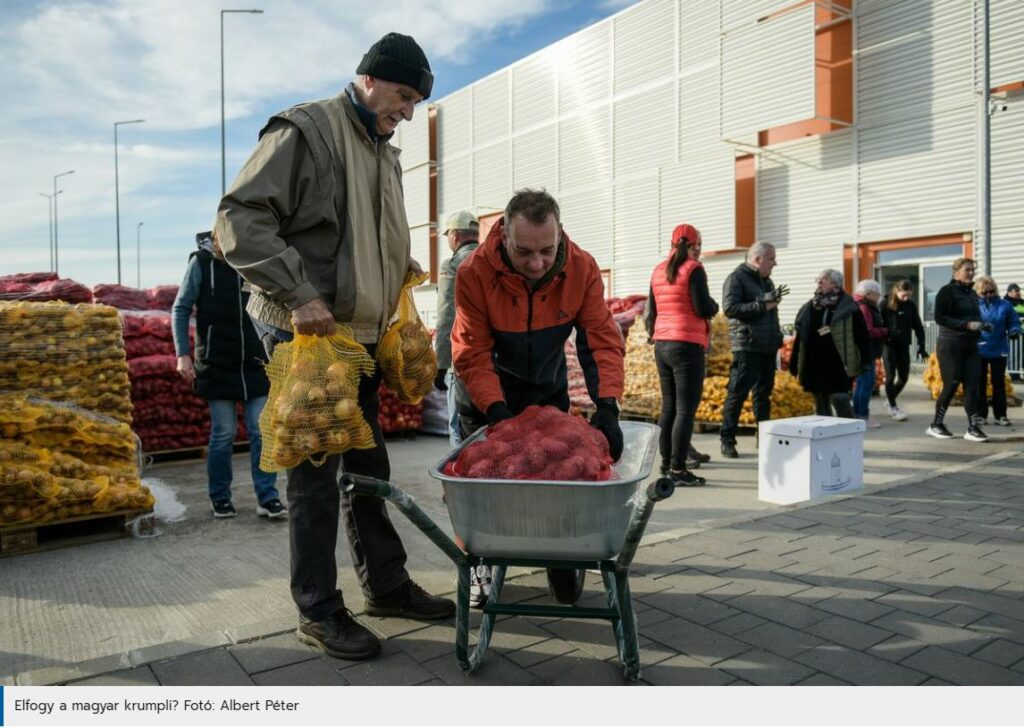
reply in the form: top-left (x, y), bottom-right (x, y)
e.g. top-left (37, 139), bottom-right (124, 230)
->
top-left (789, 269), bottom-right (870, 418)
top-left (880, 280), bottom-right (927, 422)
top-left (927, 257), bottom-right (989, 442)
top-left (172, 230), bottom-right (284, 520)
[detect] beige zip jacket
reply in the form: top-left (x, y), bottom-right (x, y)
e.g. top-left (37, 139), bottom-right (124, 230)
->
top-left (216, 89), bottom-right (411, 344)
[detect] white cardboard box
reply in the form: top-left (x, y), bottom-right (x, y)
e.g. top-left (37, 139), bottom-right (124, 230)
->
top-left (758, 416), bottom-right (866, 505)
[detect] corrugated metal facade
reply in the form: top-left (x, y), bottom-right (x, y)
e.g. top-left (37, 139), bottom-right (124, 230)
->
top-left (721, 5), bottom-right (817, 138)
top-left (406, 0), bottom-right (1021, 321)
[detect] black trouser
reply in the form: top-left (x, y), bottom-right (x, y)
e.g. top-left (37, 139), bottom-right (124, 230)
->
top-left (882, 343), bottom-right (911, 408)
top-left (813, 391), bottom-right (854, 418)
top-left (934, 337), bottom-right (981, 425)
top-left (654, 341), bottom-right (706, 471)
top-left (720, 350), bottom-right (775, 443)
top-left (261, 330), bottom-right (409, 622)
top-left (978, 356), bottom-right (1008, 420)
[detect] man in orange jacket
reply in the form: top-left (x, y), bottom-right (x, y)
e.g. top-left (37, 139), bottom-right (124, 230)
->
top-left (450, 188), bottom-right (625, 453)
top-left (450, 188), bottom-right (626, 605)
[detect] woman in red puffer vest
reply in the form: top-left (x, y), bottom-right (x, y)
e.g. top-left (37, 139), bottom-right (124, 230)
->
top-left (644, 224), bottom-right (719, 487)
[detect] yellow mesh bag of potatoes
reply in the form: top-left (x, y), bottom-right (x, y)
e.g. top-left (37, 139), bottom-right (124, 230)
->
top-left (376, 272), bottom-right (436, 405)
top-left (260, 328), bottom-right (376, 472)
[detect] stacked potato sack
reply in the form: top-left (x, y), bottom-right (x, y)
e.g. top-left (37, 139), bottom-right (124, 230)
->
top-left (0, 273), bottom-right (93, 303)
top-left (128, 354), bottom-right (212, 452)
top-left (0, 393), bottom-right (152, 526)
top-left (563, 333), bottom-right (592, 412)
top-left (122, 312), bottom-right (249, 452)
top-left (607, 295), bottom-right (647, 338)
top-left (621, 314), bottom-right (814, 423)
top-left (621, 320), bottom-right (661, 419)
top-left (378, 383), bottom-right (423, 433)
top-left (0, 301), bottom-right (133, 423)
top-left (445, 405), bottom-right (614, 481)
top-left (923, 353), bottom-right (1017, 406)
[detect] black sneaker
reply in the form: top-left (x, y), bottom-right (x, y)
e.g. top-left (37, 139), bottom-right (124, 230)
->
top-left (211, 501), bottom-right (237, 518)
top-left (964, 426), bottom-right (989, 443)
top-left (926, 423), bottom-right (954, 439)
top-left (297, 608), bottom-right (380, 661)
top-left (256, 498), bottom-right (288, 520)
top-left (720, 441), bottom-right (739, 459)
top-left (669, 469), bottom-right (706, 487)
top-left (364, 580), bottom-right (455, 620)
top-left (688, 446), bottom-right (712, 464)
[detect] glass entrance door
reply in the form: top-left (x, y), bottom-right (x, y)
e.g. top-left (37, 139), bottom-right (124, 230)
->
top-left (920, 264), bottom-right (949, 323)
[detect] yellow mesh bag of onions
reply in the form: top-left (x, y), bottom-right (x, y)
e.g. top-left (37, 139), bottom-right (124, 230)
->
top-left (259, 327), bottom-right (376, 472)
top-left (376, 272), bottom-right (436, 405)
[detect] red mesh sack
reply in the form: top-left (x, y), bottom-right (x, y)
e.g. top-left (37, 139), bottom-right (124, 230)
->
top-left (147, 285), bottom-right (179, 311)
top-left (448, 405), bottom-right (613, 482)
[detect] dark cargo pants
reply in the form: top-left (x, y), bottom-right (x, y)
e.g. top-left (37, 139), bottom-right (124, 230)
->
top-left (257, 323), bottom-right (409, 622)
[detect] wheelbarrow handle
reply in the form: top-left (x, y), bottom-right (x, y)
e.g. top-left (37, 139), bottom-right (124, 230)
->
top-left (339, 471), bottom-right (466, 566)
top-left (615, 477), bottom-right (674, 570)
top-left (339, 472), bottom-right (393, 498)
top-left (648, 477), bottom-right (675, 502)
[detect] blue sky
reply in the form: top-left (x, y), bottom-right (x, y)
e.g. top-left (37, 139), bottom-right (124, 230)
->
top-left (0, 0), bottom-right (632, 288)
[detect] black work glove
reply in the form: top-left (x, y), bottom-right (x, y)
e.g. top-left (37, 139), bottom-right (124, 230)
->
top-left (1010, 331), bottom-right (1021, 341)
top-left (980, 322), bottom-right (994, 333)
top-left (590, 398), bottom-right (624, 461)
top-left (486, 401), bottom-right (514, 426)
top-left (917, 346), bottom-right (929, 362)
top-left (434, 368), bottom-right (448, 391)
top-left (757, 285), bottom-right (789, 305)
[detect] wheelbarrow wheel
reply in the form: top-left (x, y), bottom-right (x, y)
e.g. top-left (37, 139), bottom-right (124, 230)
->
top-left (546, 567), bottom-right (585, 604)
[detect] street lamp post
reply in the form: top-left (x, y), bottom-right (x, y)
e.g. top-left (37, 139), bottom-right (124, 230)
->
top-left (52, 170), bottom-right (74, 276)
top-left (114, 119), bottom-right (145, 285)
top-left (39, 191), bottom-right (61, 271)
top-left (136, 222), bottom-right (144, 288)
top-left (221, 8), bottom-right (263, 195)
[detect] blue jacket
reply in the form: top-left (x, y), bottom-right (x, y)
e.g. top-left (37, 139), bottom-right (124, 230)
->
top-left (978, 297), bottom-right (1022, 359)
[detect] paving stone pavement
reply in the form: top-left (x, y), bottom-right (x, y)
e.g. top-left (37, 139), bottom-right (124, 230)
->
top-left (39, 448), bottom-right (1024, 686)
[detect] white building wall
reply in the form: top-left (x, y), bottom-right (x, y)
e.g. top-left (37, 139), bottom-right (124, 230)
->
top-left (425, 0), bottom-right (1021, 314)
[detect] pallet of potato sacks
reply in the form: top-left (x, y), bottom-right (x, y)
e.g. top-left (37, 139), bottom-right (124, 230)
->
top-left (0, 508), bottom-right (153, 558)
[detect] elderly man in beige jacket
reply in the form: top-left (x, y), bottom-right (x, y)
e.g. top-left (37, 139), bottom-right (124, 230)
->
top-left (216, 32), bottom-right (453, 663)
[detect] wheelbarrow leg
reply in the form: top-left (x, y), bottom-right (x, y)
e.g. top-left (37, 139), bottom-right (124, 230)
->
top-left (602, 567), bottom-right (641, 681)
top-left (455, 563), bottom-right (506, 673)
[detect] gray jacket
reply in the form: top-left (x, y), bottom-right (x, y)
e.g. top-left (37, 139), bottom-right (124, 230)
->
top-left (722, 262), bottom-right (784, 353)
top-left (435, 241), bottom-right (478, 369)
top-left (216, 90), bottom-right (411, 345)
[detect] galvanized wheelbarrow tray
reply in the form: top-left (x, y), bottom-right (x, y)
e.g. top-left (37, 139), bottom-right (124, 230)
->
top-left (340, 421), bottom-right (673, 681)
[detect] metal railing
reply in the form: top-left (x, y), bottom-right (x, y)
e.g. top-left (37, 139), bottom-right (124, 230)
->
top-left (923, 321), bottom-right (1024, 377)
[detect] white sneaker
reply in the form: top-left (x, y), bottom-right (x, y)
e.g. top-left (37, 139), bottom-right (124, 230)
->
top-left (866, 419), bottom-right (882, 429)
top-left (469, 565), bottom-right (491, 608)
top-left (890, 406), bottom-right (909, 422)
top-left (993, 416), bottom-right (1012, 427)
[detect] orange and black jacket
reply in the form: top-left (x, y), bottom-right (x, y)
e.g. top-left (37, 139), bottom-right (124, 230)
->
top-left (451, 217), bottom-right (625, 416)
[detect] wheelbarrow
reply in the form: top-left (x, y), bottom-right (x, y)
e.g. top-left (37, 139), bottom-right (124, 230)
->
top-left (340, 421), bottom-right (673, 681)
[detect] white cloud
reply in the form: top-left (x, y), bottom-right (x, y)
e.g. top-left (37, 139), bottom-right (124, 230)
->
top-left (0, 0), bottom-right (559, 285)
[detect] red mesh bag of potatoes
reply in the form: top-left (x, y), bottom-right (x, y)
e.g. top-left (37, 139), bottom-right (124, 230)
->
top-left (446, 405), bottom-right (614, 482)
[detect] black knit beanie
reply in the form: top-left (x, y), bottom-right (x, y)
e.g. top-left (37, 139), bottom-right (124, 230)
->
top-left (356, 32), bottom-right (433, 99)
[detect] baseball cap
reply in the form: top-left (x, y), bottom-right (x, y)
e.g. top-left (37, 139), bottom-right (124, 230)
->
top-left (671, 223), bottom-right (701, 249)
top-left (443, 211), bottom-right (479, 234)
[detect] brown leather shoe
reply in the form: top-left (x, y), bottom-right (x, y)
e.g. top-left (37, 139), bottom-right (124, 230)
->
top-left (364, 580), bottom-right (455, 620)
top-left (297, 608), bottom-right (380, 661)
